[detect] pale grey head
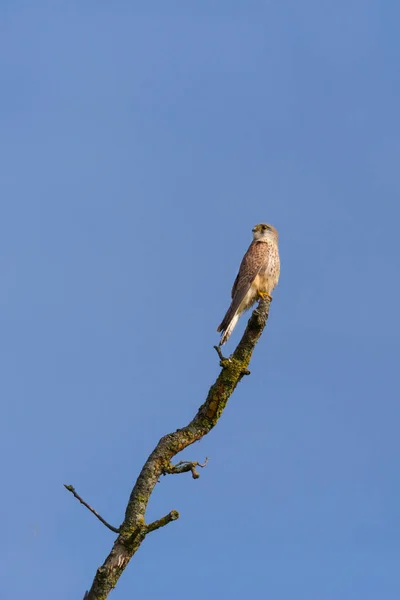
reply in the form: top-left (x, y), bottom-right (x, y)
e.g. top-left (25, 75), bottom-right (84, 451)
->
top-left (252, 223), bottom-right (278, 243)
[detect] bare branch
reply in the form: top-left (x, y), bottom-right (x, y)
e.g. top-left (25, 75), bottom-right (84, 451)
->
top-left (146, 510), bottom-right (180, 534)
top-left (64, 485), bottom-right (120, 534)
top-left (78, 295), bottom-right (272, 600)
top-left (163, 457), bottom-right (209, 479)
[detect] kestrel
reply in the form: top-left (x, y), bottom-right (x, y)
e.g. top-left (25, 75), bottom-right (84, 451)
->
top-left (217, 223), bottom-right (280, 346)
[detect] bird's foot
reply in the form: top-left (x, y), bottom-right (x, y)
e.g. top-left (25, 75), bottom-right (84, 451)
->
top-left (258, 292), bottom-right (272, 301)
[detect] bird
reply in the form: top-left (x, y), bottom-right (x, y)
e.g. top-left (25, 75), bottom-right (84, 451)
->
top-left (217, 223), bottom-right (280, 346)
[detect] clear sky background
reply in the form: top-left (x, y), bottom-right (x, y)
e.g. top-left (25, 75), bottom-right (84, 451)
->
top-left (1, 2), bottom-right (399, 599)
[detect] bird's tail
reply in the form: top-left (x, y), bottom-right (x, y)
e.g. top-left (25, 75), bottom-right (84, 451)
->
top-left (217, 307), bottom-right (240, 346)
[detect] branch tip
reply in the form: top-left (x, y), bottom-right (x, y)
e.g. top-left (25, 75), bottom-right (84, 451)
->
top-left (64, 484), bottom-right (120, 533)
top-left (147, 510), bottom-right (180, 534)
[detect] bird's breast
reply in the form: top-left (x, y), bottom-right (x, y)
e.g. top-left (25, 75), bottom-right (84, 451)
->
top-left (258, 243), bottom-right (280, 291)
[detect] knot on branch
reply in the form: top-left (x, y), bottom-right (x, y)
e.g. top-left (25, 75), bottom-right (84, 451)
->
top-left (120, 511), bottom-right (179, 548)
top-left (163, 457), bottom-right (209, 480)
top-left (238, 368), bottom-right (251, 381)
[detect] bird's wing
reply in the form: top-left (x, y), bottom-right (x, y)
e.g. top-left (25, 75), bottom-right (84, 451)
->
top-left (231, 241), bottom-right (269, 299)
top-left (218, 242), bottom-right (269, 334)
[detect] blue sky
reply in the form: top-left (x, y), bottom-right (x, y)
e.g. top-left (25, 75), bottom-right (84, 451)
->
top-left (1, 2), bottom-right (400, 599)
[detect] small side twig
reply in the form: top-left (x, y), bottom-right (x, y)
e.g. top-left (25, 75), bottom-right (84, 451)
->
top-left (163, 457), bottom-right (209, 479)
top-left (146, 510), bottom-right (179, 534)
top-left (64, 485), bottom-right (120, 533)
top-left (213, 345), bottom-right (232, 367)
top-left (214, 345), bottom-right (250, 381)
top-left (214, 345), bottom-right (225, 361)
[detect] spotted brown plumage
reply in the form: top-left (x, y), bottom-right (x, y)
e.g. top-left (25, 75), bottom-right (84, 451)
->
top-left (217, 223), bottom-right (280, 345)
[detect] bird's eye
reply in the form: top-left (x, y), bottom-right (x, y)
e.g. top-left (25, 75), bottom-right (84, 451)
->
top-left (262, 225), bottom-right (267, 230)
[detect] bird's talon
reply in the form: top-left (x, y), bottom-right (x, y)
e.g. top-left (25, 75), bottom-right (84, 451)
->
top-left (258, 292), bottom-right (272, 301)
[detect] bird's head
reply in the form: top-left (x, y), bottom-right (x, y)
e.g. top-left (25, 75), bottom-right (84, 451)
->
top-left (252, 223), bottom-right (278, 242)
